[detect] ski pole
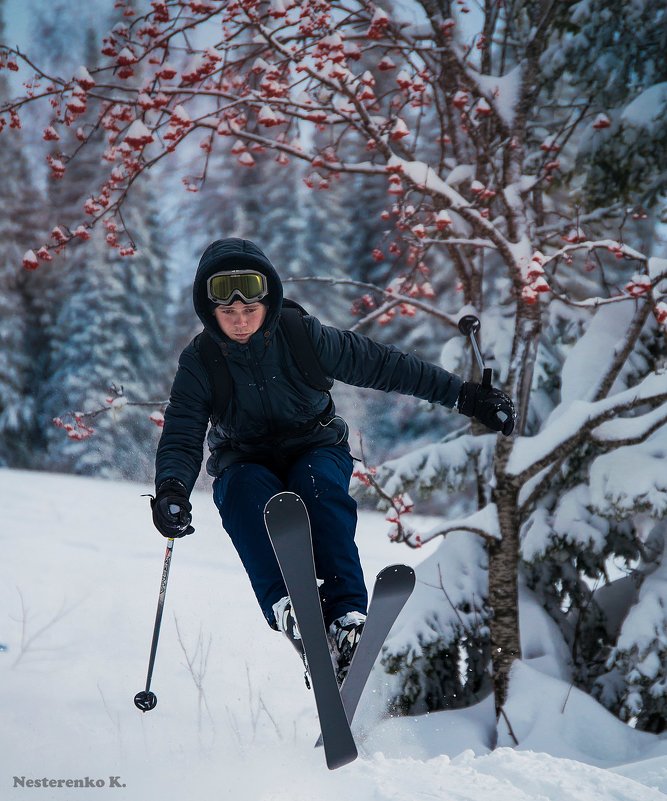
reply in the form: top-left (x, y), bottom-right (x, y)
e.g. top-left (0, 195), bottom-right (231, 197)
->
top-left (458, 314), bottom-right (514, 433)
top-left (134, 538), bottom-right (174, 712)
top-left (458, 314), bottom-right (492, 386)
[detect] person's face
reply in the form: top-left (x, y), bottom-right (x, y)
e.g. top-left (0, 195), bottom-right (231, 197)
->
top-left (214, 300), bottom-right (267, 344)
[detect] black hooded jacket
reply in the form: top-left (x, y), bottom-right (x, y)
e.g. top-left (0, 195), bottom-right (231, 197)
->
top-left (155, 238), bottom-right (463, 493)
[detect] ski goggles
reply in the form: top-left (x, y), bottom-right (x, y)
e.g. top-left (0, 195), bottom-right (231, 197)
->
top-left (206, 270), bottom-right (269, 305)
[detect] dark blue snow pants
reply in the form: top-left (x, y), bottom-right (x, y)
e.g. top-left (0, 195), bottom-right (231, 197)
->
top-left (212, 445), bottom-right (368, 629)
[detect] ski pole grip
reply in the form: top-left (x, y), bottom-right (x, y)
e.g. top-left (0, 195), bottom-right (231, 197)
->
top-left (457, 315), bottom-right (480, 337)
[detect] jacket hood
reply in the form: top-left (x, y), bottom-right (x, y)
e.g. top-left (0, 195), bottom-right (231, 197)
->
top-left (193, 238), bottom-right (283, 343)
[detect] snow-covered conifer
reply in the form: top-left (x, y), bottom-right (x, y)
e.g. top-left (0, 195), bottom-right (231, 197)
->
top-left (0, 0), bottom-right (42, 466)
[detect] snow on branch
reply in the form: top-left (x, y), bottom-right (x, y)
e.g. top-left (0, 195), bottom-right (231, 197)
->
top-left (520, 484), bottom-right (615, 561)
top-left (540, 239), bottom-right (647, 271)
top-left (418, 503), bottom-right (501, 546)
top-left (464, 65), bottom-right (522, 130)
top-left (605, 548), bottom-right (667, 725)
top-left (592, 404), bottom-right (667, 446)
top-left (382, 529), bottom-right (490, 661)
top-left (422, 236), bottom-right (497, 251)
top-left (509, 371), bottom-right (667, 483)
top-left (352, 431), bottom-right (498, 547)
top-left (367, 433), bottom-right (495, 499)
top-left (615, 553), bottom-right (667, 656)
top-left (589, 424), bottom-right (667, 519)
top-left (387, 155), bottom-right (516, 259)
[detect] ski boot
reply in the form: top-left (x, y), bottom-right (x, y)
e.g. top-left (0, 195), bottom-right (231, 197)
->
top-left (273, 595), bottom-right (311, 688)
top-left (328, 611), bottom-right (366, 686)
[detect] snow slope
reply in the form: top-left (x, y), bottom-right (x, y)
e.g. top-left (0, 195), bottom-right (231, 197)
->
top-left (1, 468), bottom-right (666, 800)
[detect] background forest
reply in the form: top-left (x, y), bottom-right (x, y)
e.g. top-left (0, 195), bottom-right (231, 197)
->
top-left (1, 0), bottom-right (667, 740)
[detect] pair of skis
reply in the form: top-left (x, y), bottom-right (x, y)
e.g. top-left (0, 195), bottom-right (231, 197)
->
top-left (264, 491), bottom-right (415, 771)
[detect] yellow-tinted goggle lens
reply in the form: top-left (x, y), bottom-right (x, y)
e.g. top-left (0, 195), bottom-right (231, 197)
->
top-left (207, 271), bottom-right (268, 304)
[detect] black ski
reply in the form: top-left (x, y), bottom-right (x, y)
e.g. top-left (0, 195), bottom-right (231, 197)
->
top-left (264, 491), bottom-right (357, 770)
top-left (316, 563), bottom-right (415, 747)
top-left (342, 564), bottom-right (415, 721)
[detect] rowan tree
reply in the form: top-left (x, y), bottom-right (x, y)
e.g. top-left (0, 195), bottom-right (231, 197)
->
top-left (2, 0), bottom-right (667, 726)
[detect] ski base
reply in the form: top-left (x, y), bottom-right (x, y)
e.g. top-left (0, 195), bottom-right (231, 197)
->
top-left (316, 563), bottom-right (415, 747)
top-left (264, 491), bottom-right (357, 770)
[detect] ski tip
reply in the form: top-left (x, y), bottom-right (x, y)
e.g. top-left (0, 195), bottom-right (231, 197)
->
top-left (377, 563), bottom-right (415, 580)
top-left (263, 491), bottom-right (305, 516)
top-left (373, 564), bottom-right (416, 597)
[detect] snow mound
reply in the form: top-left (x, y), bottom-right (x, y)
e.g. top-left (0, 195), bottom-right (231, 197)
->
top-left (1, 468), bottom-right (666, 800)
top-left (499, 661), bottom-right (667, 767)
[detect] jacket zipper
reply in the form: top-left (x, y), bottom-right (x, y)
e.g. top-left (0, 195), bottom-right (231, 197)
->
top-left (245, 347), bottom-right (275, 434)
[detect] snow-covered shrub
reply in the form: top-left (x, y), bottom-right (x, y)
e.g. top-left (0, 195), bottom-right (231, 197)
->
top-left (381, 532), bottom-right (491, 714)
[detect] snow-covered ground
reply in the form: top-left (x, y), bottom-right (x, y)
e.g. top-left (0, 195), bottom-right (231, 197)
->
top-left (1, 467), bottom-right (666, 800)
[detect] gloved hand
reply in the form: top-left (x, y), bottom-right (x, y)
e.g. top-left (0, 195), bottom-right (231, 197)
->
top-left (151, 478), bottom-right (195, 538)
top-left (457, 380), bottom-right (516, 436)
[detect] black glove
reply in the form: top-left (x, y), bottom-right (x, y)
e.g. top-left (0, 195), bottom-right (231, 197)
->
top-left (457, 379), bottom-right (516, 436)
top-left (151, 478), bottom-right (194, 538)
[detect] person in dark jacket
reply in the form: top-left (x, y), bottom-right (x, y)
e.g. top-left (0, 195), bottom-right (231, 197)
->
top-left (152, 237), bottom-right (515, 682)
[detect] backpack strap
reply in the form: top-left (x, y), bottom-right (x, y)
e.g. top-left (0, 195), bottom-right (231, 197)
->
top-left (280, 302), bottom-right (333, 392)
top-left (195, 331), bottom-right (232, 425)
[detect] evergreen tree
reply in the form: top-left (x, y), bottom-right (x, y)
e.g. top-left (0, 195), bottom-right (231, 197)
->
top-left (17, 22), bottom-right (106, 466)
top-left (0, 0), bottom-right (41, 466)
top-left (14, 15), bottom-right (173, 479)
top-left (48, 181), bottom-right (171, 480)
top-left (545, 0), bottom-right (667, 208)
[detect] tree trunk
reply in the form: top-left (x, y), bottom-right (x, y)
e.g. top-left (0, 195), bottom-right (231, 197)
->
top-left (489, 466), bottom-right (522, 717)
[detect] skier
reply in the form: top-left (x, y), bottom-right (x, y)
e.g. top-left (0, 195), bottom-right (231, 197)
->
top-left (151, 237), bottom-right (515, 683)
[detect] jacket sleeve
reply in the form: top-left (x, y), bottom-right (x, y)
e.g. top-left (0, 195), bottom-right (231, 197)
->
top-left (306, 316), bottom-right (463, 408)
top-left (154, 344), bottom-right (212, 495)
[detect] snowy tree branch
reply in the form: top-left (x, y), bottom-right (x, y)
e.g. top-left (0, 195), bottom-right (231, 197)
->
top-left (590, 300), bottom-right (653, 403)
top-left (510, 373), bottom-right (667, 486)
